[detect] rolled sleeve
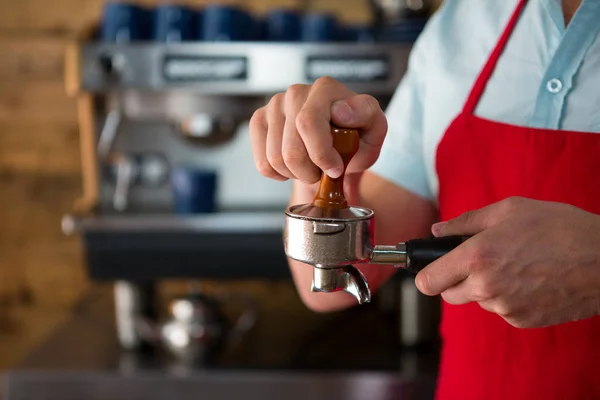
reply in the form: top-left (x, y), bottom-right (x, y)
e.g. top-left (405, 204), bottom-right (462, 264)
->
top-left (369, 68), bottom-right (432, 200)
top-left (368, 7), bottom-right (443, 201)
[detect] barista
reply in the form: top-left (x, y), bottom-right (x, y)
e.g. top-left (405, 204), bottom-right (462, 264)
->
top-left (249, 0), bottom-right (600, 399)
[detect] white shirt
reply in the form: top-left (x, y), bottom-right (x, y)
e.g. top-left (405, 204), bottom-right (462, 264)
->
top-left (370, 0), bottom-right (600, 202)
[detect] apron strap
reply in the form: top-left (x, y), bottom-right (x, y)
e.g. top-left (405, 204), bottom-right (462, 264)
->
top-left (463, 0), bottom-right (529, 115)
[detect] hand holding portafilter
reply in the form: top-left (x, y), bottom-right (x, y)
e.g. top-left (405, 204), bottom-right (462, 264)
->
top-left (283, 125), bottom-right (468, 304)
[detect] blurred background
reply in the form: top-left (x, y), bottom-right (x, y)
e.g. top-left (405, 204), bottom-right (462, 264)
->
top-left (0, 1), bottom-right (442, 399)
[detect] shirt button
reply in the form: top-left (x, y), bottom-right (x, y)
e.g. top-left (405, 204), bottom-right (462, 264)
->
top-left (546, 78), bottom-right (563, 94)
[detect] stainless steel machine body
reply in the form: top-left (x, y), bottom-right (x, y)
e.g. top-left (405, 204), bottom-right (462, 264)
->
top-left (69, 42), bottom-right (412, 215)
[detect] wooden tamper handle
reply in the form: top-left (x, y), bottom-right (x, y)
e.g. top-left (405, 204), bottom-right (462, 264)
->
top-left (312, 125), bottom-right (360, 210)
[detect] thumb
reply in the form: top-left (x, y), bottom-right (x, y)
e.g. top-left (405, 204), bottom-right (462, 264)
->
top-left (330, 94), bottom-right (383, 130)
top-left (331, 95), bottom-right (387, 172)
top-left (432, 208), bottom-right (494, 237)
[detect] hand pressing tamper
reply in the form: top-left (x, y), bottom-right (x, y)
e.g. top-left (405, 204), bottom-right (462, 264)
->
top-left (283, 125), bottom-right (468, 304)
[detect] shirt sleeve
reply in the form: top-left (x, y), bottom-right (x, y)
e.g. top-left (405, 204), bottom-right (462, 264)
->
top-left (368, 10), bottom-right (441, 201)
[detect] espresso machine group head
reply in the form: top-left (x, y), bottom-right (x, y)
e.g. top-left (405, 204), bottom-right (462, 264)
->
top-left (284, 125), bottom-right (468, 304)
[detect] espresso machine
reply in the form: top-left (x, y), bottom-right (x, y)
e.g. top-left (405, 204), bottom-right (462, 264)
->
top-left (3, 3), bottom-right (442, 400)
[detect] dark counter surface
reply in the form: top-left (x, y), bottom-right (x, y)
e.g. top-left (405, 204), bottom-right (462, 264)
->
top-left (3, 283), bottom-right (440, 400)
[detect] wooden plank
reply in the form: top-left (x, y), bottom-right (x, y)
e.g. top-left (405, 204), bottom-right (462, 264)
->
top-left (234, 0), bottom-right (303, 15)
top-left (0, 172), bottom-right (82, 242)
top-left (73, 95), bottom-right (99, 214)
top-left (0, 37), bottom-right (66, 81)
top-left (0, 122), bottom-right (81, 175)
top-left (0, 306), bottom-right (71, 369)
top-left (306, 0), bottom-right (372, 24)
top-left (18, 241), bottom-right (87, 307)
top-left (0, 37), bottom-right (75, 125)
top-left (0, 171), bottom-right (85, 328)
top-left (0, 82), bottom-right (76, 124)
top-left (64, 41), bottom-right (80, 96)
top-left (0, 0), bottom-right (103, 34)
top-left (0, 0), bottom-right (371, 34)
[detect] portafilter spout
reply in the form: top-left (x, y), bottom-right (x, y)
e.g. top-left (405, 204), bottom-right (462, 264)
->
top-left (312, 265), bottom-right (371, 305)
top-left (283, 125), bottom-right (470, 304)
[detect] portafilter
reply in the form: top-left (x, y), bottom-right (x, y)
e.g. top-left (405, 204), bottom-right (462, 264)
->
top-left (283, 125), bottom-right (468, 304)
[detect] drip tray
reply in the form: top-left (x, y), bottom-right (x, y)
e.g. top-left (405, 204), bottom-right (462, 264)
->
top-left (64, 212), bottom-right (290, 280)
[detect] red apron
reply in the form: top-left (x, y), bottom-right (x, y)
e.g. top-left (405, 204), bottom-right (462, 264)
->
top-left (434, 1), bottom-right (600, 399)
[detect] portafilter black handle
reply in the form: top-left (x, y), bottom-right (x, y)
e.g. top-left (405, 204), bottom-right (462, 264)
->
top-left (404, 236), bottom-right (471, 273)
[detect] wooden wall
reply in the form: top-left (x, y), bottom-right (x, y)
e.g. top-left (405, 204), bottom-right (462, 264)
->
top-left (0, 0), bottom-right (440, 369)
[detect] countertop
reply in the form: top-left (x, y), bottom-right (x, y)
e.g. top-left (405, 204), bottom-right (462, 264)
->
top-left (3, 283), bottom-right (440, 400)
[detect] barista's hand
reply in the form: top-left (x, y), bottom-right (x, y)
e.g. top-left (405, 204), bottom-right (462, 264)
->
top-left (249, 77), bottom-right (387, 184)
top-left (415, 197), bottom-right (600, 328)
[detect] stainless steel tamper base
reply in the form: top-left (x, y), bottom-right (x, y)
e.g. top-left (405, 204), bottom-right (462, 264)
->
top-left (284, 204), bottom-right (409, 304)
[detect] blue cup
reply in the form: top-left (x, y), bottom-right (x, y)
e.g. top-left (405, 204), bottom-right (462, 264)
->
top-left (171, 166), bottom-right (218, 214)
top-left (255, 18), bottom-right (268, 41)
top-left (153, 4), bottom-right (196, 42)
top-left (264, 9), bottom-right (301, 41)
top-left (199, 5), bottom-right (258, 41)
top-left (340, 25), bottom-right (374, 42)
top-left (374, 19), bottom-right (427, 42)
top-left (301, 13), bottom-right (339, 42)
top-left (100, 2), bottom-right (149, 43)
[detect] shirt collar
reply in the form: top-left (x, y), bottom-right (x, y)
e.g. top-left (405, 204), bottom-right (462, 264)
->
top-left (539, 0), bottom-right (566, 34)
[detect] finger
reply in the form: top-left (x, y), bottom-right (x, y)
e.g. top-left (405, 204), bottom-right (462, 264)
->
top-left (249, 107), bottom-right (287, 181)
top-left (331, 94), bottom-right (388, 174)
top-left (296, 77), bottom-right (355, 179)
top-left (330, 94), bottom-right (384, 130)
top-left (431, 197), bottom-right (528, 237)
top-left (265, 94), bottom-right (295, 179)
top-left (440, 279), bottom-right (475, 305)
top-left (432, 203), bottom-right (500, 237)
top-left (414, 242), bottom-right (471, 296)
top-left (282, 85), bottom-right (320, 184)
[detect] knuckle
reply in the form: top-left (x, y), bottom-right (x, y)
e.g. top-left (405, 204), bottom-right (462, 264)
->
top-left (249, 108), bottom-right (266, 131)
top-left (486, 296), bottom-right (518, 321)
top-left (478, 300), bottom-right (494, 313)
top-left (497, 306), bottom-right (520, 324)
top-left (472, 276), bottom-right (498, 301)
top-left (266, 152), bottom-right (285, 169)
top-left (313, 76), bottom-right (338, 89)
top-left (256, 159), bottom-right (278, 178)
top-left (286, 84), bottom-right (308, 103)
top-left (361, 94), bottom-right (381, 114)
top-left (295, 110), bottom-right (318, 133)
top-left (501, 196), bottom-right (525, 214)
top-left (449, 210), bottom-right (476, 231)
top-left (507, 319), bottom-right (528, 329)
top-left (466, 243), bottom-right (499, 274)
top-left (309, 150), bottom-right (335, 169)
top-left (282, 147), bottom-right (307, 166)
top-left (460, 210), bottom-right (478, 227)
top-left (467, 245), bottom-right (487, 270)
top-left (267, 93), bottom-right (285, 113)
